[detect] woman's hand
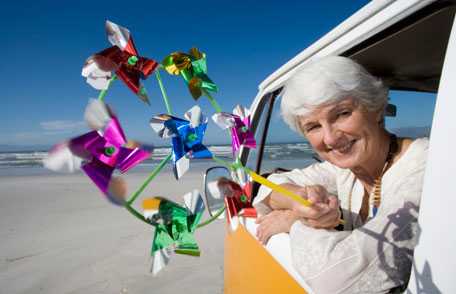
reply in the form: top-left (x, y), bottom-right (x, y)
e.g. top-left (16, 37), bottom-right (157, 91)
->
top-left (268, 183), bottom-right (341, 229)
top-left (255, 210), bottom-right (300, 245)
top-left (292, 185), bottom-right (341, 229)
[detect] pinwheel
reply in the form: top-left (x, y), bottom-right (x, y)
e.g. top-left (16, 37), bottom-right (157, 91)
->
top-left (81, 20), bottom-right (159, 104)
top-left (212, 105), bottom-right (256, 156)
top-left (207, 176), bottom-right (256, 231)
top-left (150, 105), bottom-right (212, 180)
top-left (143, 190), bottom-right (205, 275)
top-left (162, 47), bottom-right (218, 100)
top-left (44, 100), bottom-right (152, 205)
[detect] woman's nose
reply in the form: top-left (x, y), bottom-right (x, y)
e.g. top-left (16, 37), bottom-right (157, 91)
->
top-left (322, 126), bottom-right (342, 148)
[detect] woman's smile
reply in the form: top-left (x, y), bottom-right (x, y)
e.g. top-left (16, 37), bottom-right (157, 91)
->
top-left (327, 139), bottom-right (357, 154)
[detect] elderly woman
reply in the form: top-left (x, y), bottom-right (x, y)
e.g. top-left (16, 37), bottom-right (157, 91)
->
top-left (253, 56), bottom-right (428, 293)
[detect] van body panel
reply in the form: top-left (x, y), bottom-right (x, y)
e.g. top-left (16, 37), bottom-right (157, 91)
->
top-left (224, 224), bottom-right (307, 294)
top-left (407, 14), bottom-right (456, 293)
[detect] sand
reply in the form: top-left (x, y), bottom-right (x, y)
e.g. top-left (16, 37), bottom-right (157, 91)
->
top-left (0, 169), bottom-right (224, 294)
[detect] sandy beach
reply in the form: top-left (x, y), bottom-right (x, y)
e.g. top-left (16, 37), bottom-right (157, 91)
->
top-left (0, 168), bottom-right (224, 294)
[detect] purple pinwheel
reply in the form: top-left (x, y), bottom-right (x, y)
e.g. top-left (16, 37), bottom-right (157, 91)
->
top-left (44, 100), bottom-right (152, 205)
top-left (212, 105), bottom-right (256, 156)
top-left (149, 106), bottom-right (212, 180)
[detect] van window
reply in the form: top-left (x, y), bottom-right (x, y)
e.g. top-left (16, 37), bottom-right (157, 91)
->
top-left (385, 90), bottom-right (436, 138)
top-left (244, 95), bottom-right (274, 173)
top-left (254, 96), bottom-right (317, 174)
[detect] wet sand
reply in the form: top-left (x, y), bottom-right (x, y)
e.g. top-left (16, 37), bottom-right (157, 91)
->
top-left (0, 170), bottom-right (224, 294)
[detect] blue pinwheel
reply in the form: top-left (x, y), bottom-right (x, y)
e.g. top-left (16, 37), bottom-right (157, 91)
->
top-left (150, 106), bottom-right (212, 179)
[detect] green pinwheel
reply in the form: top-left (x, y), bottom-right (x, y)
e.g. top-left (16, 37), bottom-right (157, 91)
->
top-left (143, 190), bottom-right (205, 275)
top-left (162, 47), bottom-right (218, 100)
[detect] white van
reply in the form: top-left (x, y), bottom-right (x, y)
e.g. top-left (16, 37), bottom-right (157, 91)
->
top-left (204, 0), bottom-right (456, 293)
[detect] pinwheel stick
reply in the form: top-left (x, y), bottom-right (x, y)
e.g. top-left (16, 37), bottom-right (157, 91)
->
top-left (98, 74), bottom-right (118, 102)
top-left (123, 154), bottom-right (173, 226)
top-left (127, 153), bottom-right (173, 205)
top-left (125, 203), bottom-right (150, 225)
top-left (121, 152), bottom-right (226, 229)
top-left (211, 155), bottom-right (344, 225)
top-left (202, 89), bottom-right (222, 113)
top-left (197, 206), bottom-right (225, 228)
top-left (155, 69), bottom-right (173, 115)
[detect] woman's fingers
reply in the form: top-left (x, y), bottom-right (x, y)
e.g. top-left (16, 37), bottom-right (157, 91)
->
top-left (328, 195), bottom-right (339, 209)
top-left (257, 226), bottom-right (271, 244)
top-left (291, 185), bottom-right (331, 219)
top-left (307, 210), bottom-right (337, 228)
top-left (305, 196), bottom-right (340, 228)
top-left (256, 214), bottom-right (271, 242)
top-left (294, 203), bottom-right (330, 220)
top-left (256, 216), bottom-right (274, 244)
top-left (305, 185), bottom-right (329, 204)
top-left (255, 210), bottom-right (299, 245)
top-left (255, 215), bottom-right (265, 224)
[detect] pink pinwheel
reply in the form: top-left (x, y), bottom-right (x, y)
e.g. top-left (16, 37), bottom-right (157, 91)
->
top-left (44, 100), bottom-right (152, 205)
top-left (82, 20), bottom-right (159, 105)
top-left (212, 105), bottom-right (256, 156)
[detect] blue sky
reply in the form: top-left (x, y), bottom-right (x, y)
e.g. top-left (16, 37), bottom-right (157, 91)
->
top-left (0, 0), bottom-right (436, 147)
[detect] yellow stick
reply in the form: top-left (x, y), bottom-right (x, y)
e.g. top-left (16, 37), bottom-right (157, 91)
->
top-left (248, 169), bottom-right (345, 225)
top-left (248, 171), bottom-right (312, 207)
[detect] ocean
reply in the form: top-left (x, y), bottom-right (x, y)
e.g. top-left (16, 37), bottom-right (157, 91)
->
top-left (0, 143), bottom-right (317, 176)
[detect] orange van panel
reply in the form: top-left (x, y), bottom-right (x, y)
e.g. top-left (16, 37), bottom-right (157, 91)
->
top-left (224, 224), bottom-right (307, 293)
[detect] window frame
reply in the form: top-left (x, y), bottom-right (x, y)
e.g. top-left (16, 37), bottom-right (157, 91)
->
top-left (240, 88), bottom-right (281, 174)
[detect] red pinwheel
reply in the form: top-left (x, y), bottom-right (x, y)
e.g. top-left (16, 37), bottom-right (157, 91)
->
top-left (208, 176), bottom-right (256, 231)
top-left (82, 20), bottom-right (159, 104)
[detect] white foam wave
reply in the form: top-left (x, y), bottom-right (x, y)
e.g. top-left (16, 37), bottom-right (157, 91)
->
top-left (0, 143), bottom-right (314, 168)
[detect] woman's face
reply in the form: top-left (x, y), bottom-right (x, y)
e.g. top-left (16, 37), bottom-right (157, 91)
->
top-left (298, 97), bottom-right (383, 170)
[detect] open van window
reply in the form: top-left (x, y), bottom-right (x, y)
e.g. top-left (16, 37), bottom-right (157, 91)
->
top-left (386, 90), bottom-right (436, 138)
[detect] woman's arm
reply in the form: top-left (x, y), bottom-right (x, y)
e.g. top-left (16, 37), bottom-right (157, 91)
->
top-left (253, 161), bottom-right (341, 236)
top-left (290, 171), bottom-right (424, 293)
top-left (253, 160), bottom-right (339, 215)
top-left (255, 190), bottom-right (342, 244)
top-left (256, 183), bottom-right (341, 243)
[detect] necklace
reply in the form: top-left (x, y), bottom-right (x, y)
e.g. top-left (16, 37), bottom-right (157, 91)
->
top-left (347, 134), bottom-right (398, 228)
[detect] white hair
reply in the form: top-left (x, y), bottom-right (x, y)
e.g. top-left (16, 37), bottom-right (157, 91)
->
top-left (280, 56), bottom-right (388, 134)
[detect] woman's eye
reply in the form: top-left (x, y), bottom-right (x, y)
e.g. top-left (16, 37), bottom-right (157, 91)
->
top-left (337, 110), bottom-right (351, 118)
top-left (305, 125), bottom-right (320, 133)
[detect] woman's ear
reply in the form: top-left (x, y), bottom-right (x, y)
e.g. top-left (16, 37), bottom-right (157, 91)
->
top-left (371, 108), bottom-right (385, 127)
top-left (375, 109), bottom-right (384, 124)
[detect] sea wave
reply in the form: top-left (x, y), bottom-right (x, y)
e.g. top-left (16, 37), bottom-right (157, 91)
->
top-left (0, 143), bottom-right (314, 169)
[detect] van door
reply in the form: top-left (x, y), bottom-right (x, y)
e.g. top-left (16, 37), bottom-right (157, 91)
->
top-left (407, 12), bottom-right (456, 294)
